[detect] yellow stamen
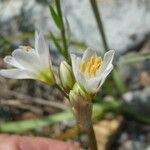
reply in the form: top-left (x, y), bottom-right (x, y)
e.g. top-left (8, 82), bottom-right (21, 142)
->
top-left (95, 57), bottom-right (102, 65)
top-left (25, 46), bottom-right (32, 52)
top-left (86, 62), bottom-right (92, 73)
top-left (90, 56), bottom-right (95, 65)
top-left (80, 61), bottom-right (86, 72)
top-left (95, 63), bottom-right (100, 69)
top-left (80, 56), bottom-right (102, 76)
top-left (90, 66), bottom-right (97, 76)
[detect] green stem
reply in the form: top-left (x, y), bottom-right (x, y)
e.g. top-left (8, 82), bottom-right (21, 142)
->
top-left (55, 0), bottom-right (71, 64)
top-left (88, 124), bottom-right (98, 150)
top-left (89, 0), bottom-right (109, 51)
top-left (89, 0), bottom-right (127, 94)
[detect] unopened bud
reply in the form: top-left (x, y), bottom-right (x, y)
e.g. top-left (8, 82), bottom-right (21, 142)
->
top-left (59, 61), bottom-right (75, 92)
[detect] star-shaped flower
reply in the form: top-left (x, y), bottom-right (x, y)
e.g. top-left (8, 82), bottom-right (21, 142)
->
top-left (0, 32), bottom-right (55, 85)
top-left (71, 48), bottom-right (115, 94)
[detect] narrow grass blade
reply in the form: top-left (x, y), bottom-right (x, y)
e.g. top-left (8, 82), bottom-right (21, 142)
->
top-left (50, 32), bottom-right (63, 54)
top-left (118, 53), bottom-right (150, 64)
top-left (49, 5), bottom-right (62, 30)
top-left (1, 101), bottom-right (149, 133)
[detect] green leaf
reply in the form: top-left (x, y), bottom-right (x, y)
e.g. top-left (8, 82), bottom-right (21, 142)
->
top-left (48, 34), bottom-right (87, 49)
top-left (118, 53), bottom-right (150, 64)
top-left (50, 32), bottom-right (64, 54)
top-left (0, 101), bottom-right (150, 133)
top-left (0, 102), bottom-right (119, 133)
top-left (49, 5), bottom-right (62, 30)
top-left (55, 0), bottom-right (62, 22)
top-left (0, 110), bottom-right (72, 133)
top-left (65, 17), bottom-right (71, 45)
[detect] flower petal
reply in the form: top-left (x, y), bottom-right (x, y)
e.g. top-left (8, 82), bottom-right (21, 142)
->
top-left (85, 64), bottom-right (113, 93)
top-left (97, 50), bottom-right (115, 75)
top-left (35, 32), bottom-right (50, 67)
top-left (71, 54), bottom-right (86, 89)
top-left (12, 49), bottom-right (40, 72)
top-left (82, 48), bottom-right (97, 62)
top-left (71, 54), bottom-right (78, 80)
top-left (34, 31), bottom-right (39, 55)
top-left (4, 56), bottom-right (23, 69)
top-left (84, 77), bottom-right (102, 93)
top-left (0, 69), bottom-right (35, 79)
top-left (97, 64), bottom-right (114, 89)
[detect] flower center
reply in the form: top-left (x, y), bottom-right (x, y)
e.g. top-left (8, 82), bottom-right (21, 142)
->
top-left (80, 56), bottom-right (102, 76)
top-left (24, 46), bottom-right (32, 52)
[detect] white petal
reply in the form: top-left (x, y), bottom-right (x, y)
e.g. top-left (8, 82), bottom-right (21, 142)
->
top-left (71, 54), bottom-right (78, 80)
top-left (85, 77), bottom-right (102, 93)
top-left (35, 31), bottom-right (39, 54)
top-left (85, 64), bottom-right (113, 93)
top-left (82, 48), bottom-right (97, 62)
top-left (97, 50), bottom-right (115, 75)
top-left (4, 56), bottom-right (23, 69)
top-left (0, 69), bottom-right (35, 79)
top-left (72, 55), bottom-right (82, 82)
top-left (97, 64), bottom-right (114, 89)
top-left (12, 49), bottom-right (40, 72)
top-left (76, 68), bottom-right (86, 87)
top-left (35, 32), bottom-right (50, 67)
top-left (71, 54), bottom-right (86, 88)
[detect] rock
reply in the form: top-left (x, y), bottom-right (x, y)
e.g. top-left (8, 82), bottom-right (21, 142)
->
top-left (119, 40), bottom-right (150, 89)
top-left (123, 87), bottom-right (150, 117)
top-left (119, 140), bottom-right (145, 150)
top-left (0, 0), bottom-right (150, 53)
top-left (117, 120), bottom-right (150, 150)
top-left (94, 115), bottom-right (124, 150)
top-left (140, 71), bottom-right (150, 87)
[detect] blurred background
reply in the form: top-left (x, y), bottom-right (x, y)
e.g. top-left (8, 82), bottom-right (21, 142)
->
top-left (0, 0), bottom-right (150, 149)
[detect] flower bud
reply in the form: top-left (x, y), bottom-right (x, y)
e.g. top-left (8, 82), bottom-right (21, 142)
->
top-left (59, 61), bottom-right (75, 92)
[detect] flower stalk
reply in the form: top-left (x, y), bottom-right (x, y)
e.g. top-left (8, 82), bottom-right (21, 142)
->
top-left (0, 24), bottom-right (115, 150)
top-left (89, 0), bottom-right (109, 51)
top-left (55, 0), bottom-right (71, 64)
top-left (69, 93), bottom-right (97, 150)
top-left (88, 124), bottom-right (98, 150)
top-left (69, 48), bottom-right (115, 149)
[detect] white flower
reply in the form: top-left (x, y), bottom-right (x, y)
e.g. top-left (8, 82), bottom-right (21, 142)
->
top-left (71, 48), bottom-right (115, 94)
top-left (0, 32), bottom-right (55, 85)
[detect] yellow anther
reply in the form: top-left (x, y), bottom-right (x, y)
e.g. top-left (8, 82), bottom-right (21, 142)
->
top-left (25, 46), bottom-right (32, 52)
top-left (86, 62), bottom-right (92, 73)
top-left (95, 57), bottom-right (102, 65)
top-left (81, 56), bottom-right (102, 76)
top-left (94, 57), bottom-right (102, 70)
top-left (90, 66), bottom-right (97, 76)
top-left (95, 63), bottom-right (100, 69)
top-left (80, 61), bottom-right (86, 72)
top-left (90, 56), bottom-right (95, 65)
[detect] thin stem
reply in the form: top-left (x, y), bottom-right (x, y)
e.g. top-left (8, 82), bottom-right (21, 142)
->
top-left (77, 124), bottom-right (81, 142)
top-left (89, 0), bottom-right (109, 51)
top-left (89, 0), bottom-right (127, 94)
top-left (88, 124), bottom-right (98, 150)
top-left (55, 0), bottom-right (71, 64)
